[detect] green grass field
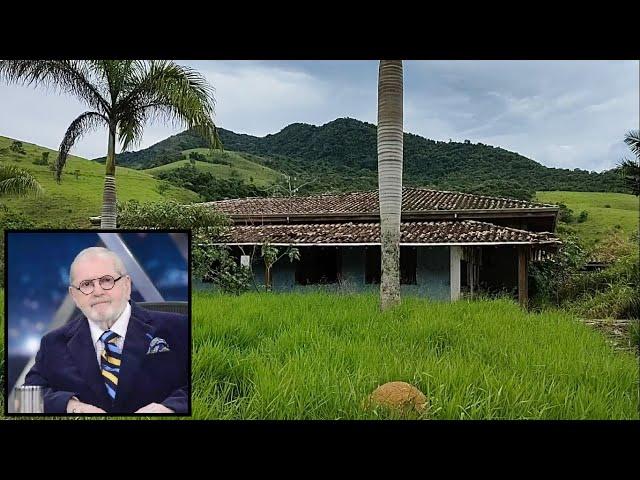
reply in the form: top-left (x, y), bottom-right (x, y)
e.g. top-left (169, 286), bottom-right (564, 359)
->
top-left (190, 292), bottom-right (638, 419)
top-left (536, 191), bottom-right (639, 248)
top-left (0, 136), bottom-right (200, 227)
top-left (144, 148), bottom-right (282, 187)
top-left (1, 290), bottom-right (638, 419)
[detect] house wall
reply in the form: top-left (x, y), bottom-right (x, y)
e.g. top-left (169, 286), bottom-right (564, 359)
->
top-left (418, 246), bottom-right (451, 300)
top-left (339, 246), bottom-right (367, 287)
top-left (192, 247), bottom-right (470, 301)
top-left (252, 260), bottom-right (297, 291)
top-left (232, 245), bottom-right (451, 299)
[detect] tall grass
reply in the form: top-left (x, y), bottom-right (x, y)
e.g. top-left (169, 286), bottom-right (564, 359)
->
top-left (2, 291), bottom-right (637, 419)
top-left (192, 292), bottom-right (639, 419)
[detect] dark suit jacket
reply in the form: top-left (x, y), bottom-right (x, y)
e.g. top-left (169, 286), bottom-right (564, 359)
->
top-left (25, 302), bottom-right (189, 414)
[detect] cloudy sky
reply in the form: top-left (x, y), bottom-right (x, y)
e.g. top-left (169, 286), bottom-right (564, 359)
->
top-left (1, 60), bottom-right (637, 172)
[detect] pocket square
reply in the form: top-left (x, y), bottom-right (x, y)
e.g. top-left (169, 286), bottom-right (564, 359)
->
top-left (145, 333), bottom-right (171, 354)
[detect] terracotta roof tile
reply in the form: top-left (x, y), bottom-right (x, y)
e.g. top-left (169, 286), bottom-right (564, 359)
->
top-left (213, 220), bottom-right (561, 246)
top-left (200, 187), bottom-right (557, 217)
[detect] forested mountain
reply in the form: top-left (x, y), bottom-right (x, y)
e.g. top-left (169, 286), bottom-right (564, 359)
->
top-left (94, 118), bottom-right (627, 200)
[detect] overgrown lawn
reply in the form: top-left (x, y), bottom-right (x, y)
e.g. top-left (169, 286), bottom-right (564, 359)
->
top-left (191, 292), bottom-right (639, 419)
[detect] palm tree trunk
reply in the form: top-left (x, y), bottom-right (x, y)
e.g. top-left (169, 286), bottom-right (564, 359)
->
top-left (101, 127), bottom-right (117, 229)
top-left (377, 60), bottom-right (403, 310)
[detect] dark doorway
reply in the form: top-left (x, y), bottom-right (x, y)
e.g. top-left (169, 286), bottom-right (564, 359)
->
top-left (365, 246), bottom-right (381, 284)
top-left (295, 246), bottom-right (341, 285)
top-left (400, 246), bottom-right (417, 285)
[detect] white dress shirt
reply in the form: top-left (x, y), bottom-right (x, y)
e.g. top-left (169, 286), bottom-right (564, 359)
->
top-left (87, 302), bottom-right (131, 367)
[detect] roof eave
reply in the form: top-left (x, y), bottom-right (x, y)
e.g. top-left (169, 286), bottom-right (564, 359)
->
top-left (225, 207), bottom-right (560, 223)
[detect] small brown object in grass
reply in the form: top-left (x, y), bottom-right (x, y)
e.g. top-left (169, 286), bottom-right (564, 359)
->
top-left (366, 381), bottom-right (428, 414)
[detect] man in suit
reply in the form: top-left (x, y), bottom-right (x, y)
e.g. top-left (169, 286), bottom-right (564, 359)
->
top-left (24, 246), bottom-right (189, 414)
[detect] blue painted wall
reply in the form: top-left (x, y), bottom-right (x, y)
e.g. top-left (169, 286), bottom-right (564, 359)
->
top-left (417, 246), bottom-right (451, 300)
top-left (197, 245), bottom-right (451, 300)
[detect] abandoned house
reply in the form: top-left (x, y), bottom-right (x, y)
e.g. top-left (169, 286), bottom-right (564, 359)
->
top-left (201, 187), bottom-right (562, 305)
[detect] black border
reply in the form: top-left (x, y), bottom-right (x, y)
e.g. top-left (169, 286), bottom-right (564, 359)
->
top-left (3, 228), bottom-right (192, 418)
top-left (1, 9), bottom-right (639, 59)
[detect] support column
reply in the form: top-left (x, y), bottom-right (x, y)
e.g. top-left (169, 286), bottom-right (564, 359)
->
top-left (450, 246), bottom-right (462, 301)
top-left (518, 246), bottom-right (529, 309)
top-left (265, 268), bottom-right (272, 292)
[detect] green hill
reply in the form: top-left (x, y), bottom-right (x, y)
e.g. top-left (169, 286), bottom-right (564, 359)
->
top-left (0, 136), bottom-right (200, 228)
top-left (144, 148), bottom-right (282, 187)
top-left (535, 191), bottom-right (639, 249)
top-left (96, 118), bottom-right (628, 199)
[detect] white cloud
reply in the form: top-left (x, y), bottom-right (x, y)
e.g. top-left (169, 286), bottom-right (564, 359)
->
top-left (186, 61), bottom-right (331, 137)
top-left (0, 60), bottom-right (637, 172)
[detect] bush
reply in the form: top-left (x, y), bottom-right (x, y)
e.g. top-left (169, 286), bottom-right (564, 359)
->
top-left (9, 140), bottom-right (26, 154)
top-left (117, 200), bottom-right (245, 290)
top-left (530, 232), bottom-right (587, 304)
top-left (577, 210), bottom-right (588, 223)
top-left (604, 204), bottom-right (611, 208)
top-left (557, 203), bottom-right (574, 223)
top-left (189, 151), bottom-right (207, 163)
top-left (569, 282), bottom-right (639, 319)
top-left (589, 231), bottom-right (635, 263)
top-left (550, 244), bottom-right (639, 320)
top-left (155, 180), bottom-right (171, 195)
top-left (193, 245), bottom-right (254, 295)
top-left (32, 151), bottom-right (49, 166)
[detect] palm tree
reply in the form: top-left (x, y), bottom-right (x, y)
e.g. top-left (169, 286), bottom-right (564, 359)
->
top-left (0, 165), bottom-right (44, 197)
top-left (0, 60), bottom-right (220, 228)
top-left (620, 129), bottom-right (639, 196)
top-left (377, 60), bottom-right (404, 310)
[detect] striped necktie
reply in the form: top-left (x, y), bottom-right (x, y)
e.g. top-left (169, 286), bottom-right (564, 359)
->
top-left (99, 330), bottom-right (121, 400)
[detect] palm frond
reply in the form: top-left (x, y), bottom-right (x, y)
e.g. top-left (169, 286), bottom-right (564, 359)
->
top-left (116, 60), bottom-right (221, 151)
top-left (624, 129), bottom-right (639, 158)
top-left (56, 111), bottom-right (109, 182)
top-left (0, 60), bottom-right (110, 114)
top-left (90, 60), bottom-right (135, 104)
top-left (0, 165), bottom-right (44, 196)
top-left (117, 108), bottom-right (148, 152)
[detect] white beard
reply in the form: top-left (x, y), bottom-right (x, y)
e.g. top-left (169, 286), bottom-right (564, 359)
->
top-left (81, 297), bottom-right (127, 329)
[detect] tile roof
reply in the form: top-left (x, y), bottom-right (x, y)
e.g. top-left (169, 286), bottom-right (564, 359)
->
top-left (201, 187), bottom-right (557, 217)
top-left (213, 220), bottom-right (561, 246)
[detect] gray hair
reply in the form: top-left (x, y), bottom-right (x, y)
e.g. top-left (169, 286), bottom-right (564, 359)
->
top-left (69, 247), bottom-right (127, 284)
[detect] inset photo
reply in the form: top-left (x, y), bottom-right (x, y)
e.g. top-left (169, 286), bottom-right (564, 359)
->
top-left (4, 230), bottom-right (191, 416)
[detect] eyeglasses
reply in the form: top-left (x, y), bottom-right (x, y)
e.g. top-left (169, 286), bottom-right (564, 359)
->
top-left (71, 275), bottom-right (124, 295)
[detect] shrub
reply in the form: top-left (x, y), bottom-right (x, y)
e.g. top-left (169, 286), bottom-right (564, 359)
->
top-left (193, 245), bottom-right (254, 295)
top-left (9, 140), bottom-right (26, 154)
top-left (557, 203), bottom-right (574, 223)
top-left (577, 210), bottom-right (589, 223)
top-left (32, 151), bottom-right (49, 166)
top-left (155, 180), bottom-right (171, 195)
top-left (117, 200), bottom-right (243, 290)
top-left (189, 151), bottom-right (207, 162)
top-left (530, 232), bottom-right (586, 304)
